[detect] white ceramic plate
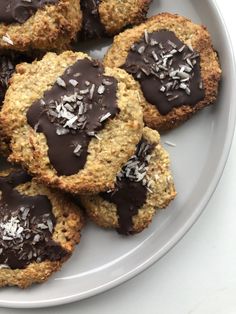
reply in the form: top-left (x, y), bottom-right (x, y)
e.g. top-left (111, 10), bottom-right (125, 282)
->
top-left (1, 0), bottom-right (235, 308)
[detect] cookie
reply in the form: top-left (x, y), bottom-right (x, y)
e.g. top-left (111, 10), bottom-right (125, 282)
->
top-left (80, 127), bottom-right (176, 235)
top-left (0, 51), bottom-right (144, 194)
top-left (0, 52), bottom-right (35, 156)
top-left (79, 0), bottom-right (152, 40)
top-left (0, 0), bottom-right (82, 52)
top-left (104, 13), bottom-right (222, 131)
top-left (0, 168), bottom-right (84, 288)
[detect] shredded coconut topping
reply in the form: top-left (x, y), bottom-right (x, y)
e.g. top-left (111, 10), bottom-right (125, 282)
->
top-left (117, 140), bottom-right (153, 187)
top-left (45, 77), bottom-right (114, 156)
top-left (129, 30), bottom-right (204, 101)
top-left (0, 206), bottom-right (54, 265)
top-left (2, 34), bottom-right (14, 46)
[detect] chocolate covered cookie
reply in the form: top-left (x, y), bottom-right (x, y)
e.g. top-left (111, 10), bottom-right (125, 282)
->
top-left (80, 0), bottom-right (152, 39)
top-left (0, 51), bottom-right (144, 194)
top-left (81, 127), bottom-right (176, 235)
top-left (104, 13), bottom-right (221, 131)
top-left (0, 0), bottom-right (82, 52)
top-left (0, 168), bottom-right (84, 288)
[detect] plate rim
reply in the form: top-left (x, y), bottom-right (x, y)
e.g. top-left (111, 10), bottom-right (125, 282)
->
top-left (1, 0), bottom-right (236, 308)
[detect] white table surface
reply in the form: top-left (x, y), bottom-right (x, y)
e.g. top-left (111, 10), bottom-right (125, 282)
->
top-left (1, 1), bottom-right (236, 313)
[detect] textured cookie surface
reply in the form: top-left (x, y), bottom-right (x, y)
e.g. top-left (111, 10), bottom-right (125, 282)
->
top-left (0, 51), bottom-right (144, 194)
top-left (80, 0), bottom-right (152, 39)
top-left (0, 0), bottom-right (82, 52)
top-left (0, 168), bottom-right (84, 288)
top-left (81, 127), bottom-right (176, 235)
top-left (0, 52), bottom-right (35, 156)
top-left (104, 13), bottom-right (222, 131)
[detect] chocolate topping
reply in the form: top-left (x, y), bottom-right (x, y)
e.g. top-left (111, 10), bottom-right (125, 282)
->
top-left (0, 0), bottom-right (58, 24)
top-left (101, 138), bottom-right (155, 235)
top-left (0, 170), bottom-right (67, 269)
top-left (80, 0), bottom-right (106, 39)
top-left (27, 58), bottom-right (118, 176)
top-left (0, 53), bottom-right (33, 106)
top-left (122, 30), bottom-right (205, 115)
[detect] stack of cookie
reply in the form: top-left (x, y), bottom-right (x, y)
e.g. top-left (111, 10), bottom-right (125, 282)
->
top-left (0, 0), bottom-right (221, 288)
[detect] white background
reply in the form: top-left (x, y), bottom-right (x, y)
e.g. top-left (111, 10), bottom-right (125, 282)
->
top-left (1, 1), bottom-right (236, 313)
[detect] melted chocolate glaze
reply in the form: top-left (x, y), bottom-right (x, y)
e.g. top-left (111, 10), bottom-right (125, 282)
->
top-left (0, 52), bottom-right (33, 106)
top-left (27, 58), bottom-right (118, 176)
top-left (80, 0), bottom-right (106, 40)
top-left (0, 170), bottom-right (67, 269)
top-left (122, 30), bottom-right (205, 115)
top-left (101, 138), bottom-right (155, 235)
top-left (0, 0), bottom-right (58, 24)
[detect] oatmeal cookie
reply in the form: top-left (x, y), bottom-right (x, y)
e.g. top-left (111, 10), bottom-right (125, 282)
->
top-left (0, 0), bottom-right (82, 52)
top-left (0, 51), bottom-right (144, 194)
top-left (0, 168), bottom-right (84, 288)
top-left (80, 127), bottom-right (176, 235)
top-left (104, 13), bottom-right (222, 131)
top-left (79, 0), bottom-right (152, 39)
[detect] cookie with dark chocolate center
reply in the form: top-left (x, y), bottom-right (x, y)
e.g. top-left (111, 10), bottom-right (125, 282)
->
top-left (0, 51), bottom-right (144, 194)
top-left (0, 168), bottom-right (84, 288)
top-left (81, 127), bottom-right (176, 235)
top-left (0, 0), bottom-right (82, 52)
top-left (104, 13), bottom-right (222, 131)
